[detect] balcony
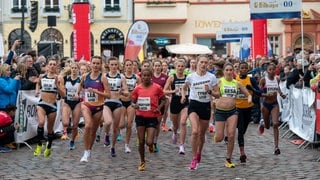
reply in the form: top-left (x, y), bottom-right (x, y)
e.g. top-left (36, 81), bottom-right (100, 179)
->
top-left (134, 0), bottom-right (188, 23)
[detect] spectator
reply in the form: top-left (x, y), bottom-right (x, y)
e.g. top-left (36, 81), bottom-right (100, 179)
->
top-left (24, 55), bottom-right (39, 90)
top-left (0, 104), bottom-right (19, 153)
top-left (0, 64), bottom-right (21, 110)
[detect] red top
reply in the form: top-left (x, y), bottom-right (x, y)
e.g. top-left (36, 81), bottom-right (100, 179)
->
top-left (152, 73), bottom-right (168, 88)
top-left (132, 83), bottom-right (164, 118)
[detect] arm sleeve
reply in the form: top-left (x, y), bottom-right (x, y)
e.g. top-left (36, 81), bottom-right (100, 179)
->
top-left (4, 50), bottom-right (14, 65)
top-left (0, 125), bottom-right (15, 134)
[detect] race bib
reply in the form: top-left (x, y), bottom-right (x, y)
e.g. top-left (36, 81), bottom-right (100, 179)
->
top-left (195, 86), bottom-right (207, 100)
top-left (41, 79), bottom-right (55, 92)
top-left (66, 90), bottom-right (76, 101)
top-left (84, 91), bottom-right (98, 102)
top-left (137, 97), bottom-right (151, 111)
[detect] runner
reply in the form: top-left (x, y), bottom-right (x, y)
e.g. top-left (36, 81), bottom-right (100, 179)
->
top-left (131, 67), bottom-right (166, 171)
top-left (181, 55), bottom-right (219, 170)
top-left (103, 57), bottom-right (129, 157)
top-left (58, 62), bottom-right (81, 150)
top-left (33, 58), bottom-right (64, 158)
top-left (76, 56), bottom-right (111, 162)
top-left (214, 63), bottom-right (252, 168)
top-left (258, 63), bottom-right (286, 155)
top-left (163, 58), bottom-right (189, 154)
top-left (119, 60), bottom-right (141, 153)
top-left (235, 62), bottom-right (260, 163)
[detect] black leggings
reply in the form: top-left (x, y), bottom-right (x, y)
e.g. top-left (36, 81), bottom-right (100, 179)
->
top-left (237, 107), bottom-right (252, 147)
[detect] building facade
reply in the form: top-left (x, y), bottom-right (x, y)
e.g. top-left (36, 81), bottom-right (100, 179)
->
top-left (134, 0), bottom-right (320, 58)
top-left (1, 0), bottom-right (133, 59)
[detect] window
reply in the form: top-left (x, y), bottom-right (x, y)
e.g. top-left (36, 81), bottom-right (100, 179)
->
top-left (104, 0), bottom-right (120, 12)
top-left (268, 35), bottom-right (280, 56)
top-left (12, 0), bottom-right (27, 13)
top-left (196, 37), bottom-right (226, 56)
top-left (44, 0), bottom-right (60, 13)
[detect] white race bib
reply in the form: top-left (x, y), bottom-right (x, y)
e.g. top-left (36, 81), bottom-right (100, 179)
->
top-left (137, 97), bottom-right (151, 111)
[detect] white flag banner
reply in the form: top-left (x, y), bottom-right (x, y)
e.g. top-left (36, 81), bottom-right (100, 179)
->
top-left (288, 87), bottom-right (315, 142)
top-left (250, 0), bottom-right (302, 19)
top-left (14, 90), bottom-right (63, 144)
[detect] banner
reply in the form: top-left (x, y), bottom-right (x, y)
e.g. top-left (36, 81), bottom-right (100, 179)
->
top-left (124, 21), bottom-right (149, 61)
top-left (252, 19), bottom-right (267, 58)
top-left (250, 0), bottom-right (302, 19)
top-left (14, 90), bottom-right (62, 144)
top-left (216, 31), bottom-right (240, 43)
top-left (73, 3), bottom-right (91, 61)
top-left (220, 22), bottom-right (252, 39)
top-left (279, 81), bottom-right (291, 123)
top-left (288, 87), bottom-right (315, 142)
top-left (0, 33), bottom-right (4, 57)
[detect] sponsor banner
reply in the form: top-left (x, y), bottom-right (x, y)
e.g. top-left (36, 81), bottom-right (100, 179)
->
top-left (216, 31), bottom-right (240, 43)
top-left (250, 0), bottom-right (302, 19)
top-left (279, 81), bottom-right (291, 123)
top-left (252, 19), bottom-right (267, 58)
top-left (73, 3), bottom-right (91, 61)
top-left (220, 22), bottom-right (252, 39)
top-left (14, 90), bottom-right (62, 143)
top-left (124, 21), bottom-right (149, 60)
top-left (288, 87), bottom-right (315, 142)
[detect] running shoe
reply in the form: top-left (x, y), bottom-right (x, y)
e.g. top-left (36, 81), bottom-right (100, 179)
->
top-left (189, 158), bottom-right (198, 170)
top-left (168, 126), bottom-right (173, 131)
top-left (69, 141), bottom-right (75, 150)
top-left (110, 148), bottom-right (116, 157)
top-left (171, 133), bottom-right (177, 144)
top-left (104, 135), bottom-right (110, 147)
top-left (225, 159), bottom-right (235, 168)
top-left (61, 133), bottom-right (68, 140)
top-left (153, 143), bottom-right (159, 153)
top-left (209, 124), bottom-right (215, 133)
top-left (212, 135), bottom-right (217, 143)
top-left (44, 147), bottom-right (51, 158)
top-left (80, 151), bottom-right (91, 162)
top-left (274, 148), bottom-right (281, 155)
top-left (5, 143), bottom-right (16, 149)
top-left (179, 145), bottom-right (185, 155)
top-left (196, 153), bottom-right (201, 163)
top-left (125, 144), bottom-right (131, 153)
top-left (149, 145), bottom-right (154, 153)
top-left (240, 154), bottom-right (247, 163)
top-left (258, 121), bottom-right (265, 135)
top-left (33, 144), bottom-right (43, 156)
top-left (161, 124), bottom-right (167, 132)
top-left (138, 162), bottom-right (145, 171)
top-left (136, 138), bottom-right (139, 147)
top-left (116, 134), bottom-right (122, 141)
top-left (96, 134), bottom-right (100, 142)
top-left (0, 145), bottom-right (12, 153)
top-left (186, 119), bottom-right (191, 127)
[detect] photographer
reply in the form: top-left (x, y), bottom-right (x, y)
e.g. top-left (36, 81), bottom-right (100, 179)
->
top-left (0, 104), bottom-right (19, 152)
top-left (304, 62), bottom-right (317, 88)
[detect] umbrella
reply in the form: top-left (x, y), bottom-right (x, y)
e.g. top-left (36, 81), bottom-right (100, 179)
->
top-left (165, 43), bottom-right (213, 55)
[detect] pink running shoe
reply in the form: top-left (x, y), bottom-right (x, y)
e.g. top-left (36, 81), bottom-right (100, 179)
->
top-left (189, 158), bottom-right (198, 170)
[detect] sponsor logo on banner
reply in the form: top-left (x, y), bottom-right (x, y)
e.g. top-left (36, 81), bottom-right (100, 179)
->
top-left (220, 22), bottom-right (252, 39)
top-left (124, 21), bottom-right (149, 60)
top-left (216, 31), bottom-right (240, 43)
top-left (250, 0), bottom-right (302, 19)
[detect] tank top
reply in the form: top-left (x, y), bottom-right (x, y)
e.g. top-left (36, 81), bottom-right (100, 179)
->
top-left (186, 72), bottom-right (217, 103)
top-left (83, 72), bottom-right (105, 106)
top-left (171, 74), bottom-right (188, 98)
top-left (264, 76), bottom-right (279, 95)
top-left (107, 72), bottom-right (122, 91)
top-left (235, 75), bottom-right (253, 108)
top-left (125, 74), bottom-right (137, 91)
top-left (41, 74), bottom-right (57, 93)
top-left (64, 76), bottom-right (81, 101)
top-left (219, 77), bottom-right (238, 98)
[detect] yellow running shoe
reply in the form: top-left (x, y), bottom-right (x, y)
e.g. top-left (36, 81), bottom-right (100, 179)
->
top-left (61, 133), bottom-right (68, 140)
top-left (138, 162), bottom-right (145, 171)
top-left (212, 135), bottom-right (217, 143)
top-left (33, 145), bottom-right (42, 157)
top-left (44, 147), bottom-right (51, 158)
top-left (225, 159), bottom-right (235, 168)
